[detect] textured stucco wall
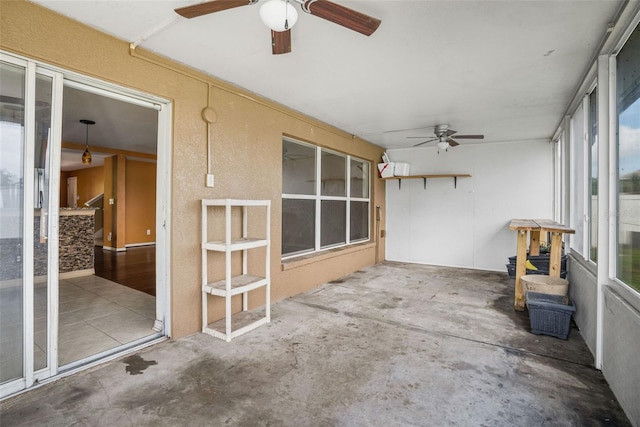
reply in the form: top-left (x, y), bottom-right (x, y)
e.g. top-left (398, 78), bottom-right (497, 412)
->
top-left (1, 0), bottom-right (385, 338)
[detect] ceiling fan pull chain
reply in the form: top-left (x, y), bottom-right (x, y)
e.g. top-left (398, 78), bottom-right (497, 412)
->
top-left (285, 0), bottom-right (290, 29)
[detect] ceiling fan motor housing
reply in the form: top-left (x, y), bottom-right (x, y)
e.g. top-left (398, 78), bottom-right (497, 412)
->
top-left (434, 124), bottom-right (449, 136)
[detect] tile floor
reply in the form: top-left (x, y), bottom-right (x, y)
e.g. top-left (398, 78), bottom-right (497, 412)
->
top-left (1, 275), bottom-right (156, 384)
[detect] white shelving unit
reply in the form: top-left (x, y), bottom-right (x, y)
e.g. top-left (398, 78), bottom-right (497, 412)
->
top-left (201, 199), bottom-right (271, 342)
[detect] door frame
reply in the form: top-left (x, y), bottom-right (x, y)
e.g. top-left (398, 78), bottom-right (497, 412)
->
top-left (60, 76), bottom-right (173, 341)
top-left (66, 176), bottom-right (77, 208)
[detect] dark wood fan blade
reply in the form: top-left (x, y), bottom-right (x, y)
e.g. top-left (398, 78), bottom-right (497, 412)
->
top-left (175, 0), bottom-right (250, 19)
top-left (445, 129), bottom-right (457, 137)
top-left (271, 30), bottom-right (292, 54)
top-left (447, 138), bottom-right (459, 147)
top-left (304, 0), bottom-right (381, 36)
top-left (413, 138), bottom-right (437, 147)
top-left (454, 135), bottom-right (484, 139)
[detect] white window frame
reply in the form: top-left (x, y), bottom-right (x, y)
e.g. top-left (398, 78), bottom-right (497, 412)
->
top-left (611, 20), bottom-right (640, 298)
top-left (282, 138), bottom-right (371, 259)
top-left (587, 82), bottom-right (599, 266)
top-left (569, 100), bottom-right (587, 256)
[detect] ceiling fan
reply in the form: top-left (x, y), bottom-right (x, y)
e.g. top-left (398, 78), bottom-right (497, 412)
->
top-left (408, 124), bottom-right (484, 152)
top-left (174, 0), bottom-right (381, 55)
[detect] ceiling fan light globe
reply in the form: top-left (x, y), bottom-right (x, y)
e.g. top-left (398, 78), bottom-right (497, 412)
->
top-left (260, 0), bottom-right (298, 32)
top-left (436, 141), bottom-right (449, 151)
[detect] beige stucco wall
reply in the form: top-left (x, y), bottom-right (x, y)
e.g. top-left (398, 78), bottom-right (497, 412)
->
top-left (1, 0), bottom-right (386, 338)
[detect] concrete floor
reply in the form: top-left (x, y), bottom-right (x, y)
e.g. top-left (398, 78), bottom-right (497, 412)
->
top-left (0, 262), bottom-right (631, 426)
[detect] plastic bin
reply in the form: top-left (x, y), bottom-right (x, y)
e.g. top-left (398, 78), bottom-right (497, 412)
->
top-left (506, 254), bottom-right (567, 279)
top-left (521, 275), bottom-right (569, 296)
top-left (525, 291), bottom-right (575, 340)
top-left (508, 255), bottom-right (567, 272)
top-left (506, 264), bottom-right (568, 279)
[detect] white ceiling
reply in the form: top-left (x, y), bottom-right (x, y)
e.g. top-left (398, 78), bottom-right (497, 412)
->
top-left (62, 86), bottom-right (158, 154)
top-left (58, 85), bottom-right (158, 170)
top-left (31, 0), bottom-right (625, 151)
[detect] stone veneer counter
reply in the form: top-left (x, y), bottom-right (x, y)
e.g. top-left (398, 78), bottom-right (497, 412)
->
top-left (58, 208), bottom-right (96, 276)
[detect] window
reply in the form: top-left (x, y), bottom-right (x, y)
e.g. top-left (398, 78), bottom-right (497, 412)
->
top-left (569, 89), bottom-right (600, 262)
top-left (570, 102), bottom-right (585, 255)
top-left (282, 138), bottom-right (370, 258)
top-left (616, 23), bottom-right (640, 292)
top-left (589, 88), bottom-right (598, 263)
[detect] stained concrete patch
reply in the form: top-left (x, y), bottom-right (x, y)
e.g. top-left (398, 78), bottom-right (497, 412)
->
top-left (123, 354), bottom-right (158, 375)
top-left (0, 262), bottom-right (631, 426)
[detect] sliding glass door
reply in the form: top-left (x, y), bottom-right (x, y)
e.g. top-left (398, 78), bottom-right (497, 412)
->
top-left (1, 50), bottom-right (170, 399)
top-left (0, 55), bottom-right (62, 397)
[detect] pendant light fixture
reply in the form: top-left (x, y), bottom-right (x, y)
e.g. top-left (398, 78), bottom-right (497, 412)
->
top-left (80, 119), bottom-right (95, 164)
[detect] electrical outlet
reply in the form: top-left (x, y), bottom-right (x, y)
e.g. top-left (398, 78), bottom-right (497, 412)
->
top-left (206, 174), bottom-right (215, 188)
top-left (108, 232), bottom-right (112, 242)
top-left (109, 198), bottom-right (115, 205)
top-left (146, 229), bottom-right (151, 235)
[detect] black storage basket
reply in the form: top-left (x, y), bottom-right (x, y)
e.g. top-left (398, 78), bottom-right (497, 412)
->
top-left (525, 291), bottom-right (576, 340)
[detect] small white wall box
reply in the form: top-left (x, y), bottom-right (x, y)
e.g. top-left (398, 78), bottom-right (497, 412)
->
top-left (378, 162), bottom-right (395, 178)
top-left (394, 162), bottom-right (411, 176)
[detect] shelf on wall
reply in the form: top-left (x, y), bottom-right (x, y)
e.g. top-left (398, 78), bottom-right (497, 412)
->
top-left (381, 174), bottom-right (472, 189)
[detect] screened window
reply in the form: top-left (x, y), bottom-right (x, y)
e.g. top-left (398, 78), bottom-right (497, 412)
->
top-left (282, 138), bottom-right (370, 257)
top-left (616, 23), bottom-right (640, 292)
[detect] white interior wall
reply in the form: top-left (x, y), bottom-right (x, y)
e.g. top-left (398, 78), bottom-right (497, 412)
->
top-left (385, 141), bottom-right (554, 271)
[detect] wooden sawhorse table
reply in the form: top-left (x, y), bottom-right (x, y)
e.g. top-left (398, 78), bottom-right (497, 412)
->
top-left (508, 219), bottom-right (575, 310)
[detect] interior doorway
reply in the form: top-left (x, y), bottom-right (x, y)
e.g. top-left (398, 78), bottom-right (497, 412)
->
top-left (57, 82), bottom-right (161, 368)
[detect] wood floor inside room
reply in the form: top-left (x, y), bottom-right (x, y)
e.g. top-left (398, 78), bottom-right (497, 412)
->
top-left (94, 246), bottom-right (156, 296)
